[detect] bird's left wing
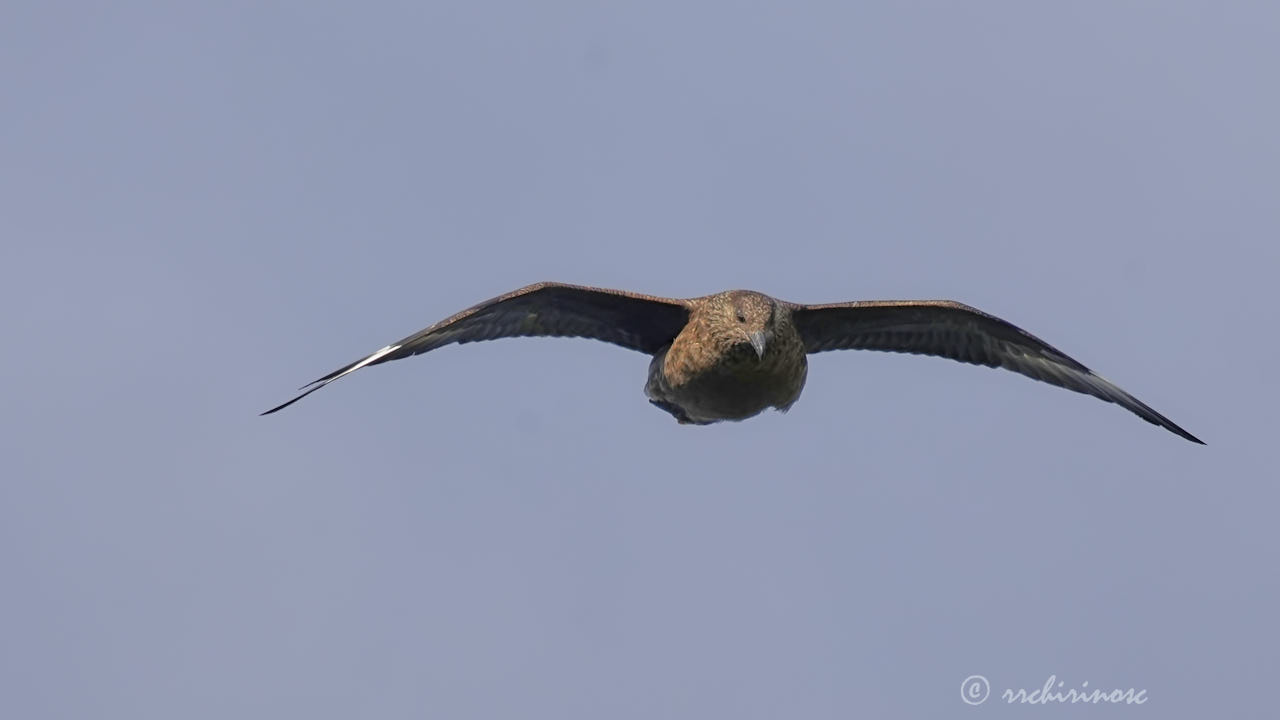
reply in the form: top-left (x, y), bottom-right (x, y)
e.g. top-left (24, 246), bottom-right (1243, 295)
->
top-left (790, 299), bottom-right (1202, 443)
top-left (262, 282), bottom-right (689, 415)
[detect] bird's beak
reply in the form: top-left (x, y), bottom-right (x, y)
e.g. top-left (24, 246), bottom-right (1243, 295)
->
top-left (747, 329), bottom-right (770, 360)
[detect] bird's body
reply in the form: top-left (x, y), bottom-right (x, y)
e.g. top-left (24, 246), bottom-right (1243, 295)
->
top-left (264, 282), bottom-right (1203, 444)
top-left (644, 290), bottom-right (807, 424)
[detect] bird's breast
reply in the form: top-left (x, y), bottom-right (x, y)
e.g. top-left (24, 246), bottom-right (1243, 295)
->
top-left (649, 330), bottom-right (808, 422)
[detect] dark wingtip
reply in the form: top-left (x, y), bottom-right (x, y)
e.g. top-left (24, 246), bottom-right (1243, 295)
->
top-left (1154, 417), bottom-right (1204, 445)
top-left (260, 398), bottom-right (294, 416)
top-left (260, 384), bottom-right (325, 416)
top-left (262, 349), bottom-right (395, 417)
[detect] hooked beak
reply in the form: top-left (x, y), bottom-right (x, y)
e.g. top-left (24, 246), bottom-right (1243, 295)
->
top-left (746, 329), bottom-right (770, 360)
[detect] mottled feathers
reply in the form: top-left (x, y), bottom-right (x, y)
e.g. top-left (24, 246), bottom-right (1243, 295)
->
top-left (264, 282), bottom-right (1202, 443)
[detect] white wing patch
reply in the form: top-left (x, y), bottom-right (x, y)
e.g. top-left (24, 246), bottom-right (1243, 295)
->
top-left (330, 344), bottom-right (401, 385)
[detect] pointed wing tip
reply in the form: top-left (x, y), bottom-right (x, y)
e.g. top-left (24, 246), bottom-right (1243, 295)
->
top-left (260, 394), bottom-right (304, 416)
top-left (261, 345), bottom-right (402, 418)
top-left (1180, 429), bottom-right (1206, 445)
top-left (1151, 415), bottom-right (1203, 445)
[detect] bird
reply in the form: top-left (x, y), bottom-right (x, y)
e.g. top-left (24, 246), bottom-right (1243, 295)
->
top-left (262, 281), bottom-right (1203, 443)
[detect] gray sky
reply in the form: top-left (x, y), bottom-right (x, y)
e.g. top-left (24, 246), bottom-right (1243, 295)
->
top-left (2, 2), bottom-right (1275, 718)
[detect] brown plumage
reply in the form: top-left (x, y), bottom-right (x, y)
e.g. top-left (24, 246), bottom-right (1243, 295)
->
top-left (263, 281), bottom-right (1203, 443)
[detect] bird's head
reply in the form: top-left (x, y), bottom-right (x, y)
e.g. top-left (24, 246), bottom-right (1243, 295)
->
top-left (717, 291), bottom-right (776, 361)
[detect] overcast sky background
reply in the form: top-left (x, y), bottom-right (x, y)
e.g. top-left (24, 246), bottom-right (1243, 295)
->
top-left (3, 2), bottom-right (1276, 718)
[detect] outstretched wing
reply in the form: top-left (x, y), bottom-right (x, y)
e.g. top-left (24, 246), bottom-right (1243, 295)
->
top-left (263, 282), bottom-right (690, 415)
top-left (791, 300), bottom-right (1202, 443)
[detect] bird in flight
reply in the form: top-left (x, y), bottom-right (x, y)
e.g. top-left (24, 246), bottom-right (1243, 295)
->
top-left (263, 282), bottom-right (1202, 443)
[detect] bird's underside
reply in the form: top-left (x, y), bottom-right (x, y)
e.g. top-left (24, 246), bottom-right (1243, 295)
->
top-left (263, 281), bottom-right (1203, 444)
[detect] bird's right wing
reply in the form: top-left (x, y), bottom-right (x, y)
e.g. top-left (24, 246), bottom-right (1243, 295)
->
top-left (791, 299), bottom-right (1202, 443)
top-left (262, 282), bottom-right (689, 415)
